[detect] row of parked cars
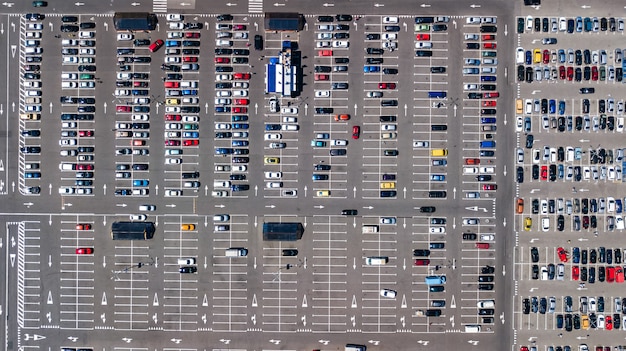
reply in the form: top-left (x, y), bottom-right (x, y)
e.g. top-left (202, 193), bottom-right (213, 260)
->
top-left (518, 16), bottom-right (625, 34)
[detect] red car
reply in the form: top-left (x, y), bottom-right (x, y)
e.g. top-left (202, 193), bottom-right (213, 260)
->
top-left (482, 100), bottom-right (496, 107)
top-left (482, 34), bottom-right (495, 40)
top-left (164, 81), bottom-right (179, 88)
top-left (378, 82), bottom-right (396, 89)
top-left (591, 66), bottom-right (598, 81)
top-left (476, 242), bottom-right (490, 249)
top-left (607, 266), bottom-right (615, 283)
top-left (572, 266), bottom-right (579, 280)
top-left (116, 105), bottom-right (131, 113)
top-left (416, 34), bottom-right (430, 40)
top-left (315, 74), bottom-right (329, 81)
top-left (232, 107), bottom-right (247, 113)
top-left (540, 165), bottom-right (548, 180)
top-left (233, 24), bottom-right (246, 30)
top-left (233, 72), bottom-right (251, 80)
top-left (235, 99), bottom-right (249, 105)
top-left (76, 247), bottom-right (94, 255)
top-left (133, 81), bottom-right (148, 87)
top-left (149, 39), bottom-right (164, 53)
top-left (482, 184), bottom-right (496, 190)
top-left (483, 92), bottom-right (499, 98)
top-left (606, 315), bottom-right (613, 330)
top-left (465, 158), bottom-right (480, 165)
top-left (352, 126), bottom-right (360, 139)
top-left (542, 49), bottom-right (550, 64)
top-left (520, 348), bottom-right (529, 351)
top-left (164, 140), bottom-right (181, 146)
top-left (183, 139), bottom-right (199, 146)
top-left (557, 247), bottom-right (568, 262)
top-left (76, 164), bottom-right (93, 170)
top-left (414, 259), bottom-right (430, 266)
top-left (567, 66), bottom-right (574, 81)
top-left (79, 130), bottom-right (93, 137)
top-left (483, 43), bottom-right (496, 49)
top-left (318, 50), bottom-right (332, 56)
top-left (616, 267), bottom-right (624, 283)
top-left (184, 32), bottom-right (200, 38)
top-left (183, 56), bottom-right (198, 62)
top-left (582, 215), bottom-right (589, 229)
top-left (215, 57), bottom-right (230, 63)
top-left (75, 223), bottom-right (91, 230)
top-left (559, 66), bottom-right (566, 80)
top-left (165, 114), bottom-right (182, 121)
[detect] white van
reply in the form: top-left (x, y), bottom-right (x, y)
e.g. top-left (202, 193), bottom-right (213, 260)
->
top-left (225, 248), bottom-right (248, 257)
top-left (365, 256), bottom-right (388, 265)
top-left (465, 325), bottom-right (481, 333)
top-left (59, 163), bottom-right (75, 171)
top-left (177, 257), bottom-right (196, 265)
top-left (362, 225), bottom-right (379, 233)
top-left (61, 73), bottom-right (77, 80)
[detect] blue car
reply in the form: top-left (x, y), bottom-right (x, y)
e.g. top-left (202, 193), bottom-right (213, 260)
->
top-left (165, 40), bottom-right (181, 47)
top-left (616, 199), bottom-right (623, 214)
top-left (25, 172), bottom-right (41, 178)
top-left (572, 247), bottom-right (580, 263)
top-left (430, 174), bottom-right (445, 181)
top-left (479, 140), bottom-right (495, 148)
top-left (312, 174), bottom-right (329, 181)
top-left (232, 123), bottom-right (249, 129)
top-left (525, 50), bottom-right (532, 65)
top-left (215, 106), bottom-right (230, 113)
top-left (575, 16), bottom-right (583, 32)
top-left (133, 179), bottom-right (148, 187)
top-left (183, 131), bottom-right (199, 138)
top-left (265, 124), bottom-right (281, 131)
top-left (363, 65), bottom-right (380, 73)
top-left (549, 99), bottom-right (556, 114)
top-left (311, 140), bottom-right (326, 147)
top-left (215, 148), bottom-right (234, 155)
top-left (232, 140), bottom-right (249, 147)
top-left (480, 75), bottom-right (496, 81)
top-left (232, 115), bottom-right (248, 121)
top-left (558, 101), bottom-right (566, 115)
top-left (182, 89), bottom-right (198, 95)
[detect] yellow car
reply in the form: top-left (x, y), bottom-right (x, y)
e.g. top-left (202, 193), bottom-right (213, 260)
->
top-left (524, 217), bottom-right (532, 231)
top-left (380, 182), bottom-right (396, 189)
top-left (581, 314), bottom-right (589, 330)
top-left (166, 98), bottom-right (180, 105)
top-left (515, 99), bottom-right (523, 114)
top-left (533, 49), bottom-right (541, 64)
top-left (264, 157), bottom-right (280, 164)
top-left (181, 224), bottom-right (195, 231)
top-left (316, 190), bottom-right (330, 197)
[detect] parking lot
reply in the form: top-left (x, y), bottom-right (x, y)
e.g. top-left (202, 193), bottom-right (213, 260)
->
top-left (514, 12), bottom-right (626, 351)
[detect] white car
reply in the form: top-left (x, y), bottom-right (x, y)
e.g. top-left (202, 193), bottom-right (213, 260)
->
top-left (265, 133), bottom-right (281, 140)
top-left (316, 41), bottom-right (331, 48)
top-left (380, 289), bottom-right (397, 298)
top-left (166, 14), bottom-right (183, 21)
top-left (264, 172), bottom-right (282, 179)
top-left (332, 40), bottom-right (349, 48)
top-left (59, 139), bottom-right (77, 146)
top-left (139, 205), bottom-right (156, 211)
top-left (167, 32), bottom-right (183, 39)
top-left (415, 42), bottom-right (432, 49)
top-left (466, 17), bottom-right (481, 24)
top-left (317, 33), bottom-right (332, 40)
top-left (232, 132), bottom-right (248, 138)
top-left (381, 124), bottom-right (396, 131)
top-left (541, 217), bottom-right (550, 232)
top-left (79, 31), bottom-right (94, 38)
top-left (114, 89), bottom-right (130, 96)
top-left (463, 218), bottom-right (480, 225)
top-left (380, 217), bottom-right (397, 224)
top-left (183, 116), bottom-right (198, 122)
top-left (213, 214), bottom-right (230, 222)
top-left (212, 190), bottom-right (228, 197)
top-left (132, 114), bottom-right (149, 121)
top-left (214, 181), bottom-right (231, 188)
top-left (165, 189), bottom-right (182, 197)
top-left (413, 141), bottom-right (429, 148)
top-left (315, 90), bottom-right (330, 98)
top-left (281, 107), bottom-right (298, 114)
top-left (266, 182), bottom-right (283, 188)
top-left (383, 16), bottom-right (399, 24)
top-left (165, 158), bottom-right (182, 164)
top-left (282, 117), bottom-right (297, 123)
top-left (215, 123), bottom-right (230, 130)
top-left (117, 33), bottom-right (133, 41)
top-left (430, 227), bottom-right (445, 234)
top-left (515, 116), bottom-right (523, 132)
top-left (331, 139), bottom-right (347, 146)
top-left (216, 90), bottom-right (231, 97)
top-left (517, 148), bottom-right (524, 164)
top-left (165, 56), bottom-right (181, 63)
top-left (169, 22), bottom-right (184, 30)
top-left (216, 74), bottom-right (233, 81)
top-left (232, 165), bottom-right (247, 172)
top-left (232, 90), bottom-right (248, 97)
top-left (382, 33), bottom-right (397, 40)
top-left (130, 214), bottom-right (147, 221)
top-left (480, 234), bottom-right (495, 241)
top-left (234, 32), bottom-right (248, 39)
top-left (281, 124), bottom-right (298, 131)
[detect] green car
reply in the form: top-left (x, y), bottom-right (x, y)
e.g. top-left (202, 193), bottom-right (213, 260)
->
top-left (32, 0), bottom-right (47, 6)
top-left (311, 140), bottom-right (326, 147)
top-left (183, 123), bottom-right (198, 130)
top-left (414, 24), bottom-right (430, 32)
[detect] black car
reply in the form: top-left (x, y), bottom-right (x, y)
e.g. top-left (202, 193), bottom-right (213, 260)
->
top-left (478, 276), bottom-right (494, 283)
top-left (229, 174), bottom-right (246, 181)
top-left (315, 66), bottom-right (332, 73)
top-left (282, 249), bottom-right (299, 256)
top-left (334, 32), bottom-right (349, 39)
top-left (318, 15), bottom-right (334, 22)
top-left (182, 171), bottom-right (200, 179)
top-left (132, 164), bottom-right (148, 171)
top-left (415, 50), bottom-right (432, 57)
top-left (335, 57), bottom-right (349, 64)
top-left (185, 22), bottom-right (203, 29)
top-left (331, 82), bottom-right (348, 89)
top-left (78, 65), bottom-right (96, 72)
top-left (383, 149), bottom-right (398, 156)
top-left (531, 247), bottom-right (539, 262)
top-left (179, 266), bottom-right (197, 273)
top-left (336, 14), bottom-right (352, 21)
top-left (525, 134), bottom-right (534, 148)
top-left (78, 97), bottom-right (95, 104)
top-left (366, 33), bottom-right (380, 40)
top-left (133, 56), bottom-right (151, 63)
top-left (254, 35), bottom-right (263, 50)
top-left (466, 43), bottom-right (480, 50)
top-left (462, 233), bottom-right (477, 240)
top-left (413, 249), bottom-right (430, 257)
top-left (216, 66), bottom-right (233, 72)
top-left (419, 206), bottom-right (436, 213)
top-left (557, 215), bottom-right (564, 231)
top-left (60, 24), bottom-right (78, 32)
top-left (580, 87), bottom-right (595, 94)
top-left (315, 107), bottom-right (333, 114)
top-left (481, 265), bottom-right (495, 274)
top-left (22, 130), bottom-right (40, 137)
top-left (468, 93), bottom-right (483, 99)
top-left (517, 65), bottom-right (525, 81)
top-left (62, 15), bottom-right (78, 22)
top-left (215, 48), bottom-right (232, 55)
top-left (428, 191), bottom-right (446, 198)
top-left (480, 25), bottom-right (497, 33)
top-left (532, 265), bottom-right (539, 279)
top-left (480, 84), bottom-right (496, 91)
top-left (329, 149), bottom-right (346, 156)
top-left (20, 146), bottom-right (40, 154)
top-left (431, 66), bottom-right (446, 73)
top-left (476, 175), bottom-right (492, 181)
top-left (478, 284), bottom-right (493, 291)
top-left (233, 49), bottom-right (250, 55)
top-left (432, 24), bottom-right (447, 31)
top-left (364, 58), bottom-right (383, 66)
top-left (314, 164), bottom-right (331, 171)
top-left (217, 14), bottom-right (233, 21)
top-left (516, 167), bottom-right (524, 183)
top-left (381, 100), bottom-right (398, 107)
top-left (523, 298), bottom-right (531, 314)
top-left (341, 209), bottom-right (358, 216)
top-left (366, 48), bottom-right (384, 55)
top-left (539, 298), bottom-right (547, 314)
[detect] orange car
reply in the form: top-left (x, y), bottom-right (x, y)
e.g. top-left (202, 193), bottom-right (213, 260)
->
top-left (75, 223), bottom-right (92, 230)
top-left (465, 158), bottom-right (480, 165)
top-left (334, 114), bottom-right (350, 121)
top-left (516, 198), bottom-right (524, 214)
top-left (318, 50), bottom-right (332, 56)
